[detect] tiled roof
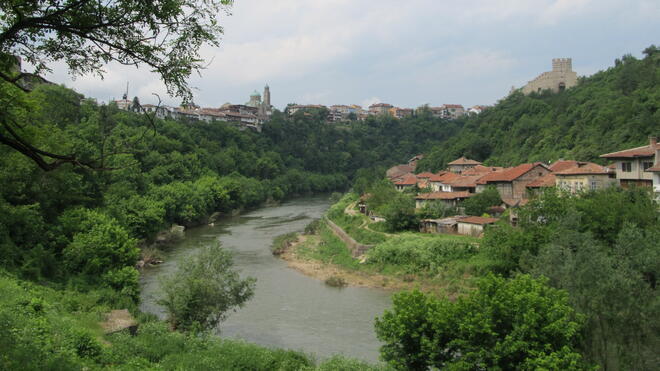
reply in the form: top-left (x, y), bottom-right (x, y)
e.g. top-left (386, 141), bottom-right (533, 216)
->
top-left (548, 160), bottom-right (579, 172)
top-left (415, 172), bottom-right (435, 178)
top-left (445, 175), bottom-right (483, 188)
top-left (526, 173), bottom-right (556, 188)
top-left (477, 162), bottom-right (547, 183)
top-left (554, 162), bottom-right (610, 175)
top-left (646, 163), bottom-right (660, 172)
top-left (394, 174), bottom-right (418, 186)
top-left (600, 143), bottom-right (658, 159)
top-left (461, 165), bottom-right (503, 175)
top-left (448, 157), bottom-right (482, 165)
top-left (443, 104), bottom-right (464, 109)
top-left (387, 165), bottom-right (414, 179)
top-left (415, 191), bottom-right (473, 200)
top-left (429, 172), bottom-right (460, 183)
top-left (458, 216), bottom-right (499, 225)
top-left (428, 171), bottom-right (449, 182)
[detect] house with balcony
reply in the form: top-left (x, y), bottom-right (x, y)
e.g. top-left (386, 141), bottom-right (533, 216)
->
top-left (600, 137), bottom-right (659, 188)
top-left (554, 162), bottom-right (616, 194)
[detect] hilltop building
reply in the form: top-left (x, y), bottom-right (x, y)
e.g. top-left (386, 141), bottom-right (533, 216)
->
top-left (111, 84), bottom-right (273, 132)
top-left (521, 58), bottom-right (578, 95)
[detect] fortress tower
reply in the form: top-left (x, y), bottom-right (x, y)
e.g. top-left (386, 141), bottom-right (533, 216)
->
top-left (263, 84), bottom-right (271, 107)
top-left (521, 58), bottom-right (577, 95)
top-left (552, 58), bottom-right (572, 72)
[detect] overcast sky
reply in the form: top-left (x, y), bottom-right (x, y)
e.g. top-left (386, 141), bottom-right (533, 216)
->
top-left (45, 0), bottom-right (660, 109)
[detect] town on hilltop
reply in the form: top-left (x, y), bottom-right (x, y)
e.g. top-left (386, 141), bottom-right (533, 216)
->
top-left (379, 136), bottom-right (660, 236)
top-left (110, 57), bottom-right (578, 130)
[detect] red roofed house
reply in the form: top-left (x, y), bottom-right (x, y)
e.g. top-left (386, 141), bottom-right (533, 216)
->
top-left (394, 173), bottom-right (418, 191)
top-left (415, 191), bottom-right (473, 209)
top-left (368, 103), bottom-right (394, 115)
top-left (600, 137), bottom-right (659, 189)
top-left (386, 164), bottom-right (414, 180)
top-left (441, 104), bottom-right (465, 120)
top-left (429, 172), bottom-right (461, 192)
top-left (415, 172), bottom-right (435, 189)
top-left (443, 175), bottom-right (484, 193)
top-left (461, 165), bottom-right (504, 176)
top-left (554, 162), bottom-right (616, 194)
top-left (448, 157), bottom-right (482, 173)
top-left (525, 173), bottom-right (557, 194)
top-left (477, 162), bottom-right (551, 202)
top-left (457, 216), bottom-right (499, 237)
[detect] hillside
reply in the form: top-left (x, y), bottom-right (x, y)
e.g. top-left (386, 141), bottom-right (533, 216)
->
top-left (417, 46), bottom-right (660, 171)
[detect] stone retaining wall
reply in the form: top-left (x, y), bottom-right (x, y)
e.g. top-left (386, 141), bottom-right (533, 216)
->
top-left (324, 218), bottom-right (373, 257)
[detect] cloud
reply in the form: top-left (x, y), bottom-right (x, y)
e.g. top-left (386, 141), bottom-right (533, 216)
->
top-left (41, 0), bottom-right (660, 109)
top-left (361, 97), bottom-right (381, 108)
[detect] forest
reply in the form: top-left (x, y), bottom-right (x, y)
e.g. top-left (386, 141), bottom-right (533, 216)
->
top-left (417, 45), bottom-right (660, 171)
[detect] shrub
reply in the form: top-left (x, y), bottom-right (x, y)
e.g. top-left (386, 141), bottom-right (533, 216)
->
top-left (271, 232), bottom-right (299, 255)
top-left (159, 244), bottom-right (256, 332)
top-left (324, 275), bottom-right (347, 288)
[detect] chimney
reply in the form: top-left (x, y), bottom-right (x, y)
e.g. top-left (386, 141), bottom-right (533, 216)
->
top-left (650, 136), bottom-right (657, 148)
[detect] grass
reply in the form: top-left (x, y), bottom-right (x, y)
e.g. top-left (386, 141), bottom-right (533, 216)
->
top-left (299, 193), bottom-right (497, 294)
top-left (271, 232), bottom-right (299, 255)
top-left (0, 270), bottom-right (392, 370)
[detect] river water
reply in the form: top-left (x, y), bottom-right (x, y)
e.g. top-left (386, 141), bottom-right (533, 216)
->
top-left (139, 195), bottom-right (392, 363)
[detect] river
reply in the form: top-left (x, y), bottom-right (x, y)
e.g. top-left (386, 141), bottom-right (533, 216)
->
top-left (139, 195), bottom-right (392, 363)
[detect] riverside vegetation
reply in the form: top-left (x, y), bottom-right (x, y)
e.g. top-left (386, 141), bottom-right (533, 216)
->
top-left (286, 186), bottom-right (658, 370)
top-left (1, 12), bottom-right (659, 368)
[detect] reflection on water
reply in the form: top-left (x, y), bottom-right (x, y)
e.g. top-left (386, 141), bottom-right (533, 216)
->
top-left (140, 195), bottom-right (392, 363)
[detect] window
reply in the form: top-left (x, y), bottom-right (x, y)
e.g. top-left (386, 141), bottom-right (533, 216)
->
top-left (621, 162), bottom-right (632, 172)
top-left (643, 161), bottom-right (654, 171)
top-left (591, 181), bottom-right (597, 190)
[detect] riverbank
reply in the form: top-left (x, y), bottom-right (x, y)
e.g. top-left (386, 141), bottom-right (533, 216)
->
top-left (278, 229), bottom-right (465, 298)
top-left (273, 193), bottom-right (488, 298)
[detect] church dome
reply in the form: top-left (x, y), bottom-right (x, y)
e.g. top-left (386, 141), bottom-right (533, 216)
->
top-left (251, 90), bottom-right (261, 97)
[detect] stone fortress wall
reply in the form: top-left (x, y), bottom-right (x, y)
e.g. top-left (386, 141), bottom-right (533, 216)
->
top-left (521, 58), bottom-right (578, 94)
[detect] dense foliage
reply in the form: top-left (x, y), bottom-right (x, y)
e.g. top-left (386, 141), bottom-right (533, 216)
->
top-left (159, 245), bottom-right (255, 332)
top-left (481, 187), bottom-right (660, 369)
top-left (418, 46), bottom-right (660, 170)
top-left (375, 274), bottom-right (589, 370)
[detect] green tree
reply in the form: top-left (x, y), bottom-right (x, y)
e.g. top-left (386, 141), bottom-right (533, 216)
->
top-left (62, 210), bottom-right (139, 277)
top-left (0, 0), bottom-right (234, 170)
top-left (375, 274), bottom-right (589, 370)
top-left (461, 186), bottom-right (502, 216)
top-left (159, 244), bottom-right (256, 332)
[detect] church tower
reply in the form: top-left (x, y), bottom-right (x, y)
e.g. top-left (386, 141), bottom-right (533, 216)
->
top-left (263, 84), bottom-right (271, 107)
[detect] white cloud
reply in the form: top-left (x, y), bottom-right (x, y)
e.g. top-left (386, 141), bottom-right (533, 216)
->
top-left (361, 97), bottom-right (381, 108)
top-left (41, 0), bottom-right (660, 109)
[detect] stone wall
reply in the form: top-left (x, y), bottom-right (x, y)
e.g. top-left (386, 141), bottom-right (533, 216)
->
top-left (324, 218), bottom-right (373, 257)
top-left (521, 58), bottom-right (578, 94)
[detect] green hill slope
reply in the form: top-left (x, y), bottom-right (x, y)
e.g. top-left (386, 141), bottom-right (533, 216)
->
top-left (418, 46), bottom-right (660, 171)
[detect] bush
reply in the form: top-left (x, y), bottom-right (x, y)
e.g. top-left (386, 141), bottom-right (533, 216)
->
top-left (304, 218), bottom-right (322, 235)
top-left (62, 210), bottom-right (139, 277)
top-left (159, 244), bottom-right (256, 332)
top-left (271, 232), bottom-right (298, 255)
top-left (375, 274), bottom-right (590, 370)
top-left (102, 267), bottom-right (140, 303)
top-left (324, 275), bottom-right (347, 288)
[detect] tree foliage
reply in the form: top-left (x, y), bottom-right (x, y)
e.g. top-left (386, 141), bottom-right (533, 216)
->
top-left (375, 274), bottom-right (589, 370)
top-left (417, 48), bottom-right (660, 170)
top-left (159, 245), bottom-right (255, 332)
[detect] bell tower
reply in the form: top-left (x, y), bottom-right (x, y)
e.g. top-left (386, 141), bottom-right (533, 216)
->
top-left (263, 84), bottom-right (271, 107)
